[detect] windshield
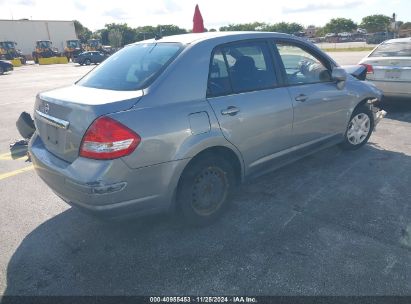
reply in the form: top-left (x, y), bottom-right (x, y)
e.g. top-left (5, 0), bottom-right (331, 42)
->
top-left (89, 40), bottom-right (99, 47)
top-left (38, 41), bottom-right (51, 48)
top-left (370, 41), bottom-right (411, 57)
top-left (77, 42), bottom-right (183, 91)
top-left (68, 40), bottom-right (79, 48)
top-left (4, 42), bottom-right (15, 49)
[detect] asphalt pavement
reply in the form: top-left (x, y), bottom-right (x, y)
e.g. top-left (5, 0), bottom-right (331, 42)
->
top-left (1, 54), bottom-right (411, 296)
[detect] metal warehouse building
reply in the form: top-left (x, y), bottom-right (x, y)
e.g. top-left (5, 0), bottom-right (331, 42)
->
top-left (0, 19), bottom-right (77, 57)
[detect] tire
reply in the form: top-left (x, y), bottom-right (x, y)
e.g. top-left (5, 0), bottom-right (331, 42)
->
top-left (177, 155), bottom-right (236, 226)
top-left (0, 66), bottom-right (4, 75)
top-left (84, 58), bottom-right (91, 65)
top-left (339, 104), bottom-right (374, 150)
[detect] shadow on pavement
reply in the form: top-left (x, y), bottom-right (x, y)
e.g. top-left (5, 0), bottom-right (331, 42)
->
top-left (379, 97), bottom-right (411, 123)
top-left (4, 144), bottom-right (411, 296)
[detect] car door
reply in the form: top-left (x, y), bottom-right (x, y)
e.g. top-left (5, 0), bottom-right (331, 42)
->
top-left (91, 52), bottom-right (98, 63)
top-left (274, 41), bottom-right (352, 145)
top-left (207, 40), bottom-right (294, 175)
top-left (97, 52), bottom-right (105, 63)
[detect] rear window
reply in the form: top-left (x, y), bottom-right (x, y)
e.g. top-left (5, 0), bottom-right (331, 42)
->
top-left (370, 41), bottom-right (411, 57)
top-left (77, 43), bottom-right (183, 91)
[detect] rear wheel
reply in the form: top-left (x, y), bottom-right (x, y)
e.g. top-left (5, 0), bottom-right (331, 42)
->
top-left (339, 105), bottom-right (374, 150)
top-left (177, 155), bottom-right (235, 226)
top-left (84, 58), bottom-right (91, 65)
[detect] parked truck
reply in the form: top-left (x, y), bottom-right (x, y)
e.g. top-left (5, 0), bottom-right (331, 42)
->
top-left (32, 40), bottom-right (60, 63)
top-left (86, 39), bottom-right (102, 52)
top-left (64, 39), bottom-right (83, 62)
top-left (0, 41), bottom-right (26, 64)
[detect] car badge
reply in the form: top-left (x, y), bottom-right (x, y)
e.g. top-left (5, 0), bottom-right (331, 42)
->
top-left (44, 103), bottom-right (50, 114)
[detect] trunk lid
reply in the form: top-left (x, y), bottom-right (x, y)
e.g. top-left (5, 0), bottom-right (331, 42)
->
top-left (363, 57), bottom-right (411, 82)
top-left (34, 85), bottom-right (143, 163)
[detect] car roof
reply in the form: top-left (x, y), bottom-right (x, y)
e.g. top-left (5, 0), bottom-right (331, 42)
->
top-left (383, 37), bottom-right (411, 44)
top-left (131, 31), bottom-right (294, 46)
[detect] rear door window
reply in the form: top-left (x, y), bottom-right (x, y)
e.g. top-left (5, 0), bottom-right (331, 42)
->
top-left (77, 43), bottom-right (183, 91)
top-left (207, 41), bottom-right (277, 97)
top-left (207, 49), bottom-right (232, 97)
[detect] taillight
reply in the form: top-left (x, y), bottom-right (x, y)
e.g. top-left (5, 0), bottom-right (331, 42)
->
top-left (80, 117), bottom-right (140, 160)
top-left (361, 63), bottom-right (374, 74)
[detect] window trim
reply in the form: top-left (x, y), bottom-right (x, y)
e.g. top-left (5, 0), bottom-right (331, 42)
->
top-left (206, 39), bottom-right (281, 98)
top-left (272, 39), bottom-right (337, 87)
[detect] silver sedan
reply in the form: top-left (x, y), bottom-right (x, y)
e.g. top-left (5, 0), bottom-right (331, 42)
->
top-left (29, 32), bottom-right (385, 226)
top-left (359, 37), bottom-right (411, 99)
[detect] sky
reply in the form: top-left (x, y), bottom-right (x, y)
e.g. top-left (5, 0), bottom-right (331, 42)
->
top-left (0, 0), bottom-right (410, 31)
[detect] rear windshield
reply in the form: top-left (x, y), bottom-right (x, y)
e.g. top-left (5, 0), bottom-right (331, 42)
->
top-left (77, 43), bottom-right (183, 91)
top-left (370, 41), bottom-right (411, 57)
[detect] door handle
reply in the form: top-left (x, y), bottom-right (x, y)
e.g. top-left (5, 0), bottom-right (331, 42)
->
top-left (221, 106), bottom-right (240, 116)
top-left (295, 94), bottom-right (308, 102)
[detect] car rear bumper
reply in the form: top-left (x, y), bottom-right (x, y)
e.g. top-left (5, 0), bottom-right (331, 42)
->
top-left (29, 133), bottom-right (190, 219)
top-left (366, 79), bottom-right (411, 98)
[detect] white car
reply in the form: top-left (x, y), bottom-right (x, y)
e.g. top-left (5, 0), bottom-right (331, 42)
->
top-left (359, 38), bottom-right (411, 99)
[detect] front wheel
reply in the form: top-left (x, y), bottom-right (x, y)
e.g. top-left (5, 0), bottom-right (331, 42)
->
top-left (339, 105), bottom-right (374, 150)
top-left (177, 155), bottom-right (235, 226)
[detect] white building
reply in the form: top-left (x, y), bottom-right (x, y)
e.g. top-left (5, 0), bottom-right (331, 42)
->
top-left (0, 19), bottom-right (77, 56)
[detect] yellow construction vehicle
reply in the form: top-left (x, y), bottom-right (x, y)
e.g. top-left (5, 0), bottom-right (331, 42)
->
top-left (32, 40), bottom-right (60, 64)
top-left (86, 39), bottom-right (102, 51)
top-left (64, 39), bottom-right (83, 62)
top-left (0, 41), bottom-right (26, 64)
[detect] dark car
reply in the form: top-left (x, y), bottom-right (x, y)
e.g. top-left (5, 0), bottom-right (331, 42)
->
top-left (0, 60), bottom-right (13, 75)
top-left (75, 51), bottom-right (108, 65)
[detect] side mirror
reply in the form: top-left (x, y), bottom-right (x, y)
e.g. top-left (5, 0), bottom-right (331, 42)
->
top-left (332, 67), bottom-right (347, 90)
top-left (332, 67), bottom-right (347, 82)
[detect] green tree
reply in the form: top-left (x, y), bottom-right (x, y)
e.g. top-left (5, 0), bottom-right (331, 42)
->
top-left (219, 22), bottom-right (266, 31)
top-left (103, 23), bottom-right (136, 45)
top-left (400, 22), bottom-right (411, 30)
top-left (157, 25), bottom-right (187, 37)
top-left (135, 26), bottom-right (157, 41)
top-left (108, 29), bottom-right (122, 48)
top-left (360, 15), bottom-right (391, 33)
top-left (263, 22), bottom-right (304, 34)
top-left (323, 18), bottom-right (357, 34)
top-left (73, 20), bottom-right (92, 43)
top-left (315, 27), bottom-right (326, 37)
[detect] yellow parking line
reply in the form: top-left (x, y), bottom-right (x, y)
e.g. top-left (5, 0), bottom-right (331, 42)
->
top-left (0, 153), bottom-right (14, 160)
top-left (0, 165), bottom-right (34, 181)
top-left (0, 149), bottom-right (28, 160)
